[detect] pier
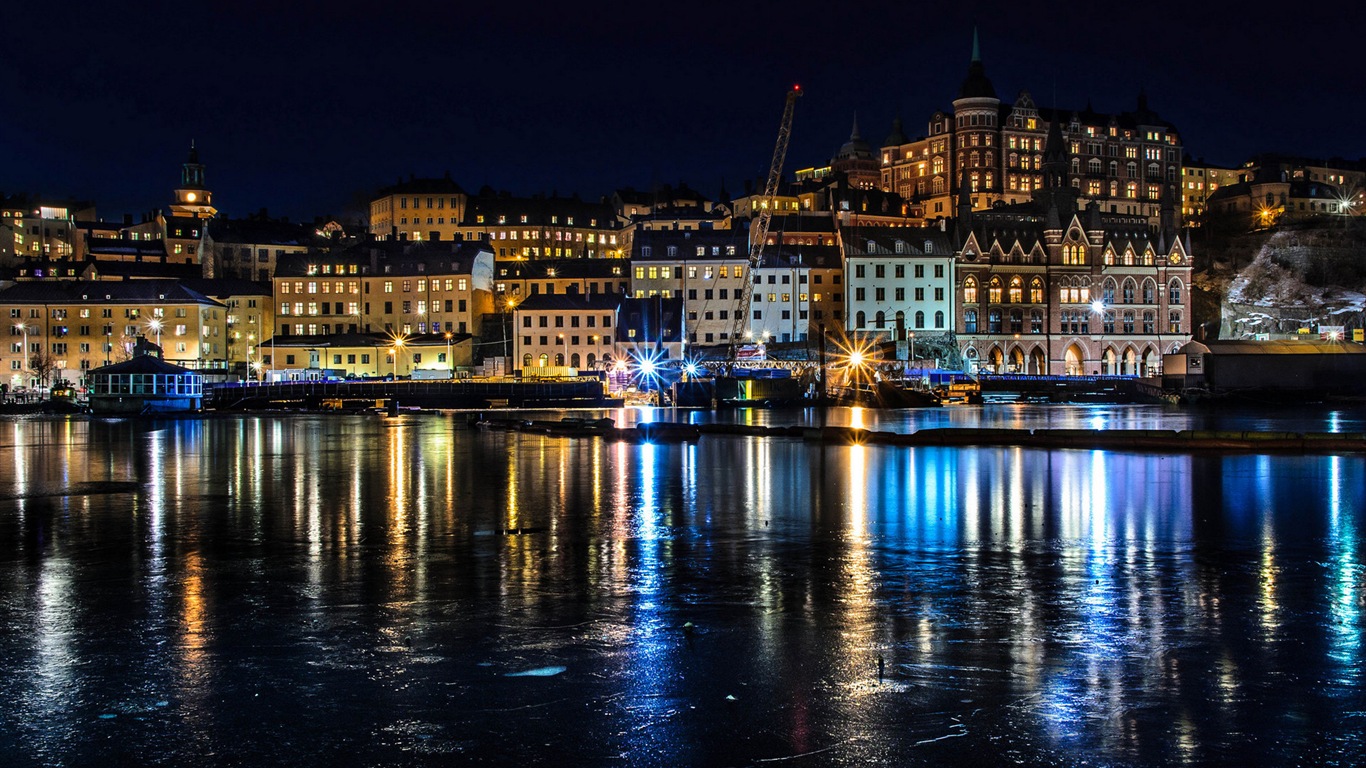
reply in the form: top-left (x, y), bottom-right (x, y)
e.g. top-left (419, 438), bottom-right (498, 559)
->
top-left (207, 378), bottom-right (621, 411)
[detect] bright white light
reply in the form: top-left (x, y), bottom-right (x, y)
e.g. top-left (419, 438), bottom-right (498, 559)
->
top-left (639, 358), bottom-right (657, 375)
top-left (849, 351), bottom-right (864, 367)
top-left (1090, 300), bottom-right (1106, 315)
top-left (684, 363), bottom-right (699, 376)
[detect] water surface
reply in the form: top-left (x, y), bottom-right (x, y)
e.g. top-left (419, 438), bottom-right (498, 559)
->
top-left (0, 410), bottom-right (1363, 766)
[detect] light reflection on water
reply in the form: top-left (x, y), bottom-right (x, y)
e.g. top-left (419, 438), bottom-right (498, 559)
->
top-left (0, 411), bottom-right (1362, 766)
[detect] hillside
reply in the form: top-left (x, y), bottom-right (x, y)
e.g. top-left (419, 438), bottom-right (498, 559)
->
top-left (1194, 219), bottom-right (1366, 338)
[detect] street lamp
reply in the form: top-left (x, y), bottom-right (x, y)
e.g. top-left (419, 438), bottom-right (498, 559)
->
top-left (444, 331), bottom-right (453, 377)
top-left (390, 334), bottom-right (406, 379)
top-left (14, 323), bottom-right (28, 389)
top-left (148, 318), bottom-right (163, 351)
top-left (556, 333), bottom-right (568, 367)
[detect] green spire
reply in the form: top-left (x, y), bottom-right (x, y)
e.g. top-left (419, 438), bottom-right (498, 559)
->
top-left (971, 27), bottom-right (980, 63)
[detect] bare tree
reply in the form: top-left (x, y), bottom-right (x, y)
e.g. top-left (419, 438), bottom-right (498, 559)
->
top-left (26, 348), bottom-right (58, 389)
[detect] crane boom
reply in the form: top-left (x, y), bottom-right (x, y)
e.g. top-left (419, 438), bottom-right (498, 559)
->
top-left (732, 85), bottom-right (801, 355)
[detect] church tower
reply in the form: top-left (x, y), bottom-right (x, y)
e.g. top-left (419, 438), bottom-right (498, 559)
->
top-left (170, 142), bottom-right (217, 219)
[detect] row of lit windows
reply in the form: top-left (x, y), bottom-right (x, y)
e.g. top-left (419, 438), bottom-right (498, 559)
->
top-left (962, 308), bottom-right (1183, 335)
top-left (474, 214), bottom-right (600, 227)
top-left (397, 196), bottom-right (461, 210)
top-left (282, 281), bottom-right (361, 295)
top-left (851, 287), bottom-right (944, 303)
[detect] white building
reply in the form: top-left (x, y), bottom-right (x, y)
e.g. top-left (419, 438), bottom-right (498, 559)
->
top-left (843, 229), bottom-right (956, 339)
top-left (750, 245), bottom-right (843, 343)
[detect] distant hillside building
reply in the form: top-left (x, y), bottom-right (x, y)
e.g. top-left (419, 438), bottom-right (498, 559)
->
top-left (368, 175), bottom-right (467, 242)
top-left (1206, 154), bottom-right (1364, 227)
top-left (203, 214), bottom-right (322, 281)
top-left (881, 31), bottom-right (1183, 227)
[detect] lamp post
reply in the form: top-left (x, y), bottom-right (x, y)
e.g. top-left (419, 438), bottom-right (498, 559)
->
top-left (556, 333), bottom-right (569, 367)
top-left (14, 323), bottom-right (28, 389)
top-left (148, 318), bottom-right (163, 353)
top-left (445, 331), bottom-right (453, 377)
top-left (1090, 299), bottom-right (1107, 375)
top-left (391, 335), bottom-right (406, 379)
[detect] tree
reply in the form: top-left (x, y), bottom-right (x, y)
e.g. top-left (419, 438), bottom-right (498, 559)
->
top-left (26, 348), bottom-right (58, 389)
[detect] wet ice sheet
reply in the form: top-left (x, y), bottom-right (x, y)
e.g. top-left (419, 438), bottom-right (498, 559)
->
top-left (0, 413), bottom-right (1363, 766)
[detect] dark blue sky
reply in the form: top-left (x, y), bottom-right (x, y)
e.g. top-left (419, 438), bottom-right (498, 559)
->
top-left (3, 1), bottom-right (1363, 222)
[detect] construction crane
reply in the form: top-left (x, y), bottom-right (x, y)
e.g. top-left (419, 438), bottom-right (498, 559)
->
top-left (731, 85), bottom-right (801, 360)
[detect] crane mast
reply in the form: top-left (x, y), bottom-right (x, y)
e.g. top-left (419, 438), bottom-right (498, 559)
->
top-left (731, 85), bottom-right (801, 356)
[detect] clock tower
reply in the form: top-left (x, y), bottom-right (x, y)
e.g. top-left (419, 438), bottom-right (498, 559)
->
top-left (170, 142), bottom-right (217, 219)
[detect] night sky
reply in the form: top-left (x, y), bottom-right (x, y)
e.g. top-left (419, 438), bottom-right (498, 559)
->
top-left (4, 1), bottom-right (1363, 222)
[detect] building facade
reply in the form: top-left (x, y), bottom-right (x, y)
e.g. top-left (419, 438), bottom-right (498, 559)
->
top-left (629, 229), bottom-right (751, 346)
top-left (953, 195), bottom-right (1193, 376)
top-left (843, 230), bottom-right (956, 339)
top-left (881, 32), bottom-right (1183, 227)
top-left (272, 241), bottom-right (495, 345)
top-left (2, 280), bottom-right (228, 387)
top-left (513, 293), bottom-right (619, 372)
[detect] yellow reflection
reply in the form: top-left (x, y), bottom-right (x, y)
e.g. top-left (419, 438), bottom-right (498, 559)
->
top-left (848, 444), bottom-right (866, 537)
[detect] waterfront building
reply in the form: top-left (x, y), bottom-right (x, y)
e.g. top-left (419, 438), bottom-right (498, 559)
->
top-left (513, 292), bottom-right (619, 372)
top-left (842, 229), bottom-right (956, 340)
top-left (1, 279), bottom-right (228, 388)
top-left (881, 31), bottom-right (1183, 228)
top-left (87, 340), bottom-right (204, 414)
top-left (255, 331), bottom-right (473, 380)
top-left (750, 244), bottom-right (843, 344)
top-left (184, 278), bottom-right (275, 376)
top-left (271, 239), bottom-right (494, 345)
top-left (629, 228), bottom-right (751, 346)
top-left (616, 295), bottom-right (687, 364)
top-left (950, 123), bottom-right (1193, 376)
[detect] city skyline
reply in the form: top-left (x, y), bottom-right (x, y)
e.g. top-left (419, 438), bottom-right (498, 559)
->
top-left (4, 2), bottom-right (1364, 221)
